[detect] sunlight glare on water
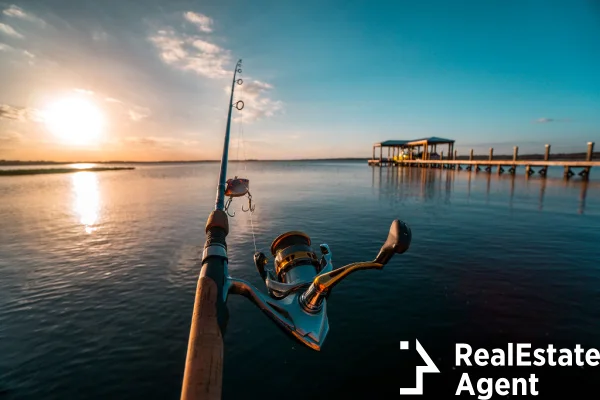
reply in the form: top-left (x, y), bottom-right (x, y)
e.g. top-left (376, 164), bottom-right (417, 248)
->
top-left (72, 171), bottom-right (99, 234)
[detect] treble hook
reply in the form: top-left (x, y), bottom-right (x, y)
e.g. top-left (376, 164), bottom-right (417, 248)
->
top-left (242, 192), bottom-right (255, 213)
top-left (224, 197), bottom-right (236, 217)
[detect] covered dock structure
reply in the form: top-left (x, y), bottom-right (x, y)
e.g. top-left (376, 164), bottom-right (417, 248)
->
top-left (370, 136), bottom-right (456, 164)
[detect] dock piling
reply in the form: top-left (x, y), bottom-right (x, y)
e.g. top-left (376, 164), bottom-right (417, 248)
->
top-left (579, 167), bottom-right (591, 180)
top-left (587, 142), bottom-right (595, 161)
top-left (564, 166), bottom-right (574, 179)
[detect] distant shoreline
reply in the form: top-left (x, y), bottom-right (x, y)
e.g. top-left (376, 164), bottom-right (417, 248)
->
top-left (0, 158), bottom-right (367, 166)
top-left (0, 152), bottom-right (597, 166)
top-left (0, 167), bottom-right (135, 176)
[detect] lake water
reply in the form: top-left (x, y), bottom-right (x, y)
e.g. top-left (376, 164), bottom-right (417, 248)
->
top-left (1, 161), bottom-right (599, 399)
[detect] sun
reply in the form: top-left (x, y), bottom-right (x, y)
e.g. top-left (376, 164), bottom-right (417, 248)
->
top-left (42, 97), bottom-right (105, 145)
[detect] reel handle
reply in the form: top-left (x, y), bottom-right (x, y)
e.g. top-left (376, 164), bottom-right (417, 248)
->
top-left (300, 219), bottom-right (411, 313)
top-left (374, 219), bottom-right (412, 264)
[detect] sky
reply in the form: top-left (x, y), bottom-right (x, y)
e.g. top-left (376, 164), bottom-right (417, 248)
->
top-left (0, 0), bottom-right (599, 161)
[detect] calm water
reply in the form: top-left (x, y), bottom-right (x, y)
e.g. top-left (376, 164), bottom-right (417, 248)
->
top-left (1, 162), bottom-right (599, 399)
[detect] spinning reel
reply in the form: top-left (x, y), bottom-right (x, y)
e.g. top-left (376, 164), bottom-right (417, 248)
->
top-left (217, 219), bottom-right (412, 350)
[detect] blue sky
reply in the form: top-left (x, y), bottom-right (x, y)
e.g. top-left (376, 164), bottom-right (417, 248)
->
top-left (0, 0), bottom-right (599, 160)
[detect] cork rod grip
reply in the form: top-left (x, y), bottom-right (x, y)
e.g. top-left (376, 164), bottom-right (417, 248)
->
top-left (180, 274), bottom-right (224, 400)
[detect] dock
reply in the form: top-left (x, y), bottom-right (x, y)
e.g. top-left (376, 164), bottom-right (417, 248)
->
top-left (368, 139), bottom-right (597, 180)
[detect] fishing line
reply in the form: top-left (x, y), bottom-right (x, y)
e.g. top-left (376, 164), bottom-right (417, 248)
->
top-left (240, 82), bottom-right (247, 171)
top-left (239, 82), bottom-right (258, 252)
top-left (234, 75), bottom-right (243, 176)
top-left (231, 73), bottom-right (258, 252)
top-left (249, 205), bottom-right (258, 253)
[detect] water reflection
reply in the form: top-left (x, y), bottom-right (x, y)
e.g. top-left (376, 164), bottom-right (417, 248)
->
top-left (538, 178), bottom-right (547, 211)
top-left (72, 172), bottom-right (100, 233)
top-left (579, 181), bottom-right (588, 215)
top-left (371, 166), bottom-right (596, 214)
top-left (71, 163), bottom-right (97, 169)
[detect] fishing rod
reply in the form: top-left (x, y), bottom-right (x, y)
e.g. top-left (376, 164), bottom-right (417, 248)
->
top-left (180, 59), bottom-right (413, 400)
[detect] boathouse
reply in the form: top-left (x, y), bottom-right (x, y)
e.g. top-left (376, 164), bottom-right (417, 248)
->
top-left (371, 136), bottom-right (456, 163)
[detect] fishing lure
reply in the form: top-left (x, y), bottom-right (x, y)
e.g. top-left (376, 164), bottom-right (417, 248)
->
top-left (224, 176), bottom-right (255, 216)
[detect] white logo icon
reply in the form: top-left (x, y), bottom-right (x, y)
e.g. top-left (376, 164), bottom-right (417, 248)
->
top-left (400, 339), bottom-right (440, 395)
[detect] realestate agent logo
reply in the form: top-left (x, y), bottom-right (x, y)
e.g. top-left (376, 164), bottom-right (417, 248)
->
top-left (399, 340), bottom-right (440, 395)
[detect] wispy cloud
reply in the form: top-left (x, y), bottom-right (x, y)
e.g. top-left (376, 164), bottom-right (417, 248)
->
top-left (102, 95), bottom-right (151, 121)
top-left (74, 88), bottom-right (94, 95)
top-left (234, 80), bottom-right (283, 122)
top-left (2, 5), bottom-right (46, 26)
top-left (149, 28), bottom-right (231, 78)
top-left (183, 12), bottom-right (213, 33)
top-left (105, 97), bottom-right (123, 104)
top-left (128, 106), bottom-right (151, 121)
top-left (0, 104), bottom-right (44, 123)
top-left (535, 118), bottom-right (554, 123)
top-left (0, 42), bottom-right (14, 51)
top-left (123, 136), bottom-right (198, 148)
top-left (0, 131), bottom-right (22, 148)
top-left (0, 104), bottom-right (28, 120)
top-left (0, 22), bottom-right (24, 38)
top-left (150, 11), bottom-right (282, 122)
top-left (92, 30), bottom-right (108, 42)
top-left (534, 117), bottom-right (571, 123)
top-left (0, 42), bottom-right (35, 61)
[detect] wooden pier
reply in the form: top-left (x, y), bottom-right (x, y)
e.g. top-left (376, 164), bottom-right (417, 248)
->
top-left (368, 142), bottom-right (598, 180)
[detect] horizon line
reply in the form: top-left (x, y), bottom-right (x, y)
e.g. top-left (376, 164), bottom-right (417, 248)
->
top-left (1, 150), bottom-right (598, 165)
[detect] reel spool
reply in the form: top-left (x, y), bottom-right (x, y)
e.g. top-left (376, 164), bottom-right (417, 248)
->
top-left (270, 231), bottom-right (320, 283)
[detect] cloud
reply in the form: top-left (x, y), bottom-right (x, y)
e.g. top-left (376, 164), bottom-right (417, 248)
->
top-left (74, 88), bottom-right (94, 95)
top-left (0, 22), bottom-right (24, 38)
top-left (534, 117), bottom-right (571, 123)
top-left (0, 42), bottom-right (35, 63)
top-left (0, 42), bottom-right (14, 51)
top-left (234, 79), bottom-right (283, 122)
top-left (150, 11), bottom-right (282, 123)
top-left (92, 30), bottom-right (108, 42)
top-left (149, 29), bottom-right (230, 78)
top-left (2, 5), bottom-right (46, 26)
top-left (128, 106), bottom-right (151, 121)
top-left (0, 131), bottom-right (22, 148)
top-left (0, 104), bottom-right (28, 120)
top-left (123, 136), bottom-right (198, 148)
top-left (0, 104), bottom-right (46, 123)
top-left (100, 94), bottom-right (150, 121)
top-left (191, 39), bottom-right (221, 54)
top-left (183, 12), bottom-right (213, 33)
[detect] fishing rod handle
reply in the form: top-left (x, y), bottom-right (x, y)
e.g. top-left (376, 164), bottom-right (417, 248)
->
top-left (180, 269), bottom-right (224, 400)
top-left (181, 211), bottom-right (230, 400)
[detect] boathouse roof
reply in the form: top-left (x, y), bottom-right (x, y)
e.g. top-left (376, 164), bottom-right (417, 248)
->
top-left (375, 136), bottom-right (455, 147)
